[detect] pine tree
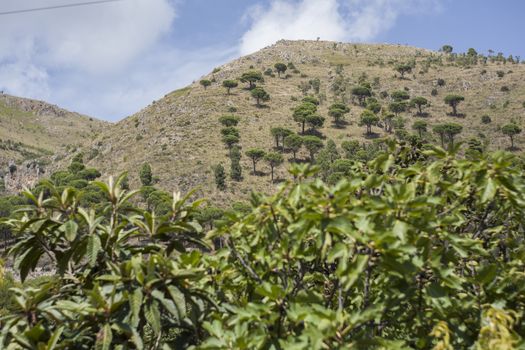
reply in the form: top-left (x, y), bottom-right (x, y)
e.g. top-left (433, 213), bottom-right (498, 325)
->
top-left (214, 164), bottom-right (226, 190)
top-left (139, 163), bottom-right (153, 186)
top-left (230, 146), bottom-right (242, 181)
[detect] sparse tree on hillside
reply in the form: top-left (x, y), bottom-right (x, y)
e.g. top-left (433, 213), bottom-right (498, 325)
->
top-left (441, 45), bottom-right (453, 54)
top-left (341, 140), bottom-right (360, 159)
top-left (366, 99), bottom-right (382, 114)
top-left (351, 86), bottom-right (371, 106)
top-left (230, 146), bottom-right (242, 181)
top-left (245, 148), bottom-right (266, 174)
top-left (389, 101), bottom-right (407, 116)
top-left (444, 94), bottom-right (465, 116)
top-left (309, 78), bottom-right (321, 94)
top-left (214, 163), bottom-right (226, 190)
top-left (222, 80), bottom-right (238, 95)
top-left (222, 134), bottom-right (240, 150)
top-left (251, 87), bottom-right (270, 107)
top-left (411, 96), bottom-right (429, 115)
top-left (502, 123), bottom-right (522, 149)
top-left (303, 135), bottom-right (324, 162)
top-left (302, 96), bottom-right (320, 105)
top-left (433, 123), bottom-right (463, 148)
top-left (433, 124), bottom-right (447, 148)
top-left (274, 63), bottom-right (287, 78)
top-left (221, 127), bottom-right (239, 138)
top-left (328, 102), bottom-right (350, 126)
top-left (395, 63), bottom-right (413, 78)
top-left (444, 123), bottom-right (463, 148)
top-left (271, 127), bottom-right (292, 148)
top-left (293, 102), bottom-right (317, 133)
top-left (323, 139), bottom-right (340, 163)
top-left (200, 79), bottom-right (211, 90)
top-left (219, 115), bottom-right (240, 127)
top-left (284, 134), bottom-right (303, 161)
top-left (139, 163), bottom-right (153, 186)
top-left (264, 152), bottom-right (284, 182)
top-left (383, 113), bottom-right (395, 133)
top-left (240, 70), bottom-right (263, 89)
top-left (412, 120), bottom-right (428, 138)
top-left (306, 114), bottom-right (325, 131)
top-left (391, 90), bottom-right (410, 101)
top-left (359, 110), bottom-right (380, 135)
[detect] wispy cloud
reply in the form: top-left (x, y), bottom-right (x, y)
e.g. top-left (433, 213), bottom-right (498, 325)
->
top-left (0, 0), bottom-right (179, 120)
top-left (240, 0), bottom-right (442, 55)
top-left (0, 0), bottom-right (441, 121)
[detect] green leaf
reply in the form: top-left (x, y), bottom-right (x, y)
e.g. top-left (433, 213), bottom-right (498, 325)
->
top-left (87, 234), bottom-right (101, 267)
top-left (95, 324), bottom-right (113, 350)
top-left (130, 288), bottom-right (143, 328)
top-left (145, 302), bottom-right (161, 335)
top-left (46, 326), bottom-right (64, 349)
top-left (475, 264), bottom-right (498, 285)
top-left (481, 177), bottom-right (497, 203)
top-left (62, 220), bottom-right (78, 242)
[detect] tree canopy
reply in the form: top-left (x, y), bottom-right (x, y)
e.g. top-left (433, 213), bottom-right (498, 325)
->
top-left (2, 143), bottom-right (525, 348)
top-left (444, 94), bottom-right (465, 116)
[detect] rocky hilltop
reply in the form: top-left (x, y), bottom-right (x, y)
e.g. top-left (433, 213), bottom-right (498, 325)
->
top-left (0, 94), bottom-right (109, 192)
top-left (63, 40), bottom-right (525, 200)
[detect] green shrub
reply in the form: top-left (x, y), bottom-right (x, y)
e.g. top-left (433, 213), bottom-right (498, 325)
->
top-left (481, 115), bottom-right (492, 124)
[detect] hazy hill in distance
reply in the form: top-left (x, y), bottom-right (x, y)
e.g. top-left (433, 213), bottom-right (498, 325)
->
top-left (0, 93), bottom-right (108, 166)
top-left (80, 40), bottom-right (525, 202)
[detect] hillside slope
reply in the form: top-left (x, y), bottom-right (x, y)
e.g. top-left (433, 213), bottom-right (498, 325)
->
top-left (0, 93), bottom-right (107, 166)
top-left (83, 40), bottom-right (525, 201)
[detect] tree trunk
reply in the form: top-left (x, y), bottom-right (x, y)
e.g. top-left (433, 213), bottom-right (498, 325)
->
top-left (252, 160), bottom-right (256, 174)
top-left (302, 121), bottom-right (305, 134)
top-left (270, 166), bottom-right (274, 182)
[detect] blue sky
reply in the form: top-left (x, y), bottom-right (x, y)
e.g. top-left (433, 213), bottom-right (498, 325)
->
top-left (0, 0), bottom-right (523, 121)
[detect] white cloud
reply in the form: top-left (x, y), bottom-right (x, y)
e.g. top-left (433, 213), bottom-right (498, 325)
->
top-left (0, 0), bottom-right (175, 73)
top-left (0, 0), bottom-right (182, 120)
top-left (240, 0), bottom-right (347, 54)
top-left (0, 0), bottom-right (442, 121)
top-left (240, 0), bottom-right (441, 55)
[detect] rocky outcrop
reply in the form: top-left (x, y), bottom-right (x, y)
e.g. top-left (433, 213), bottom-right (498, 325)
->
top-left (3, 160), bottom-right (46, 194)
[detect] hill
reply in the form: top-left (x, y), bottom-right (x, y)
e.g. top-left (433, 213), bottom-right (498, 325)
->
top-left (79, 40), bottom-right (525, 202)
top-left (0, 93), bottom-right (107, 164)
top-left (0, 94), bottom-right (108, 192)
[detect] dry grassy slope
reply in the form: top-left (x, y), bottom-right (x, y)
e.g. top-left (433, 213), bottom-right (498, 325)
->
top-left (0, 94), bottom-right (108, 165)
top-left (85, 40), bottom-right (525, 202)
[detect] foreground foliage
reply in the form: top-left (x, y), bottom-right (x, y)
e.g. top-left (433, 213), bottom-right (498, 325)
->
top-left (2, 142), bottom-right (525, 349)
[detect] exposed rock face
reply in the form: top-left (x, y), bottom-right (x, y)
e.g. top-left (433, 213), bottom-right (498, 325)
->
top-left (3, 160), bottom-right (45, 194)
top-left (0, 93), bottom-right (70, 118)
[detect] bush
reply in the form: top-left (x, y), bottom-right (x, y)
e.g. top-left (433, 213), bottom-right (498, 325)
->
top-left (497, 70), bottom-right (505, 78)
top-left (3, 145), bottom-right (525, 348)
top-left (501, 85), bottom-right (510, 92)
top-left (437, 78), bottom-right (446, 86)
top-left (481, 115), bottom-right (492, 124)
top-left (431, 88), bottom-right (438, 96)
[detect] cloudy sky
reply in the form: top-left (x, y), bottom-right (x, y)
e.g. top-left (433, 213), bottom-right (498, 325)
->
top-left (0, 0), bottom-right (523, 121)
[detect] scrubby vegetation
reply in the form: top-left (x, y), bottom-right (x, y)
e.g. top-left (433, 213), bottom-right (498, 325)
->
top-left (2, 141), bottom-right (525, 348)
top-left (2, 39), bottom-right (525, 349)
